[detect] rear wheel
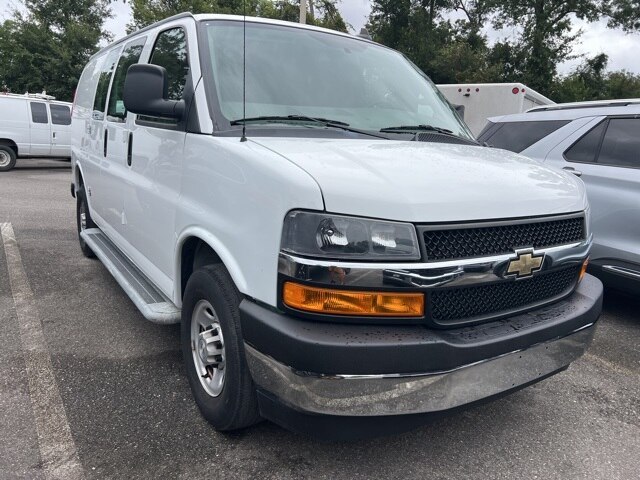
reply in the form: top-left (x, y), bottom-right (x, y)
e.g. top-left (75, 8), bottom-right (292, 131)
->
top-left (181, 264), bottom-right (261, 431)
top-left (0, 146), bottom-right (16, 172)
top-left (76, 187), bottom-right (96, 258)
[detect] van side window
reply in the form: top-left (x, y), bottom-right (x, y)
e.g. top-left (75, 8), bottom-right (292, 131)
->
top-left (598, 118), bottom-right (640, 168)
top-left (107, 38), bottom-right (147, 123)
top-left (50, 104), bottom-right (71, 126)
top-left (93, 48), bottom-right (121, 121)
top-left (149, 27), bottom-right (189, 101)
top-left (30, 102), bottom-right (48, 124)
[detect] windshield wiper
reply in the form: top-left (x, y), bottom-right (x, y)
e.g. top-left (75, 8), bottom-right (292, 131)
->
top-left (231, 115), bottom-right (349, 126)
top-left (379, 124), bottom-right (454, 135)
top-left (231, 115), bottom-right (389, 139)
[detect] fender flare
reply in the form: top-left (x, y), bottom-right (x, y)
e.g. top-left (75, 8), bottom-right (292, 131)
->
top-left (174, 226), bottom-right (249, 307)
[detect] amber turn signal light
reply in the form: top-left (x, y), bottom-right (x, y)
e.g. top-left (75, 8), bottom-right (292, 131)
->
top-left (579, 257), bottom-right (589, 282)
top-left (282, 282), bottom-right (424, 317)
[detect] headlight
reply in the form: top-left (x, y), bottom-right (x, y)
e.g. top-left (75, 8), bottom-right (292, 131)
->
top-left (281, 211), bottom-right (421, 260)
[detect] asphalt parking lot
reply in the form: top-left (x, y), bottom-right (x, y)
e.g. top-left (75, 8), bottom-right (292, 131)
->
top-left (1, 158), bottom-right (639, 480)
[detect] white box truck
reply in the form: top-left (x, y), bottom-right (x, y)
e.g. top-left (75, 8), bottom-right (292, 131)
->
top-left (437, 83), bottom-right (555, 136)
top-left (0, 93), bottom-right (72, 171)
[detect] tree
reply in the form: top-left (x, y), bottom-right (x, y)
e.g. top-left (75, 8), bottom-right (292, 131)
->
top-left (489, 0), bottom-right (605, 96)
top-left (367, 0), bottom-right (499, 84)
top-left (128, 0), bottom-right (347, 33)
top-left (553, 54), bottom-right (640, 102)
top-left (0, 0), bottom-right (111, 101)
top-left (608, 0), bottom-right (640, 31)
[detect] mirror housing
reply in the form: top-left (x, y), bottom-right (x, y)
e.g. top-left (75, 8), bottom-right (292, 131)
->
top-left (123, 64), bottom-right (185, 119)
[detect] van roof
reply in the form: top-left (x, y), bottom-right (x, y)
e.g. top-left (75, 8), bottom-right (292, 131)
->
top-left (0, 92), bottom-right (71, 105)
top-left (90, 12), bottom-right (377, 60)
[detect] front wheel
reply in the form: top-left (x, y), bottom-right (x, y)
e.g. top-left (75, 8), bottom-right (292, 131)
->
top-left (181, 264), bottom-right (260, 431)
top-left (76, 187), bottom-right (96, 258)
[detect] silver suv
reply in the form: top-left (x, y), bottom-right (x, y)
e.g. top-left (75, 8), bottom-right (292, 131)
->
top-left (478, 100), bottom-right (640, 294)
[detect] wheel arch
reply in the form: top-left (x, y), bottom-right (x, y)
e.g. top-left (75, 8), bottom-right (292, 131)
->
top-left (175, 228), bottom-right (248, 307)
top-left (0, 139), bottom-right (18, 156)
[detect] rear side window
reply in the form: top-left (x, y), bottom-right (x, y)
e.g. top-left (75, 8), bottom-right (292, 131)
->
top-left (149, 27), bottom-right (189, 101)
top-left (107, 37), bottom-right (146, 122)
top-left (30, 102), bottom-right (48, 123)
top-left (479, 120), bottom-right (570, 153)
top-left (565, 118), bottom-right (640, 169)
top-left (50, 104), bottom-right (71, 125)
top-left (598, 118), bottom-right (640, 168)
top-left (564, 121), bottom-right (607, 163)
top-left (93, 48), bottom-right (121, 121)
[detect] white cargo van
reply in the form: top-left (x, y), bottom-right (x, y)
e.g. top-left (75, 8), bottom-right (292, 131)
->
top-left (437, 83), bottom-right (554, 136)
top-left (71, 13), bottom-right (602, 439)
top-left (0, 93), bottom-right (72, 171)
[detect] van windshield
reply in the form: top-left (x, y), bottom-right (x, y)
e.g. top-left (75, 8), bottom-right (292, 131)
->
top-left (201, 21), bottom-right (472, 139)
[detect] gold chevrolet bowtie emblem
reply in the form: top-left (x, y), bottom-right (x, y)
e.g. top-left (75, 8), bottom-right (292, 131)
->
top-left (507, 250), bottom-right (544, 278)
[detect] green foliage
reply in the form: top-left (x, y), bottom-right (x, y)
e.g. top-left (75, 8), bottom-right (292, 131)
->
top-left (553, 54), bottom-right (640, 102)
top-left (128, 0), bottom-right (347, 33)
top-left (0, 0), bottom-right (111, 102)
top-left (607, 0), bottom-right (640, 31)
top-left (368, 0), bottom-right (638, 102)
top-left (368, 1), bottom-right (501, 84)
top-left (488, 0), bottom-right (605, 96)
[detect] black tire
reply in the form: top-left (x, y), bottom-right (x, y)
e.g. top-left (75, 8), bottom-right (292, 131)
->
top-left (76, 187), bottom-right (96, 258)
top-left (181, 264), bottom-right (261, 431)
top-left (0, 145), bottom-right (17, 172)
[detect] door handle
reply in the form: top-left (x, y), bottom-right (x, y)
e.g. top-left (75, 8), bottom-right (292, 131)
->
top-left (127, 132), bottom-right (133, 167)
top-left (563, 166), bottom-right (582, 177)
top-left (103, 129), bottom-right (108, 157)
top-left (52, 132), bottom-right (56, 139)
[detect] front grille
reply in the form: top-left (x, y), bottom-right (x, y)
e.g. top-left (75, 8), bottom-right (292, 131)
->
top-left (421, 216), bottom-right (585, 261)
top-left (429, 266), bottom-right (581, 324)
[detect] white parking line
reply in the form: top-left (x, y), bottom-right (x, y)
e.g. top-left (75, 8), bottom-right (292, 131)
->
top-left (1, 223), bottom-right (85, 480)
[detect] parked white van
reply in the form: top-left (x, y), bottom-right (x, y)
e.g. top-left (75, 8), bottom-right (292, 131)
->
top-left (71, 13), bottom-right (602, 439)
top-left (0, 93), bottom-right (72, 171)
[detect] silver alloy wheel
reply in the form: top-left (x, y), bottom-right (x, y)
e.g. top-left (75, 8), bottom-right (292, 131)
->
top-left (191, 299), bottom-right (226, 397)
top-left (0, 150), bottom-right (10, 168)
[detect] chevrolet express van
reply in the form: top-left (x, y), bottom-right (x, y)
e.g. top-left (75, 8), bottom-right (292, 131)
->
top-left (0, 93), bottom-right (72, 171)
top-left (71, 13), bottom-right (603, 438)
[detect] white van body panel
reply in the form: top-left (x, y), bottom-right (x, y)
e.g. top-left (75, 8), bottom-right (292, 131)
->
top-left (0, 96), bottom-right (31, 155)
top-left (437, 83), bottom-right (555, 136)
top-left (173, 135), bottom-right (325, 306)
top-left (0, 94), bottom-right (72, 158)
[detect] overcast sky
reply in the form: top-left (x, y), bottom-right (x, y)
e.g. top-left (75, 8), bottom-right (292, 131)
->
top-left (2, 0), bottom-right (639, 75)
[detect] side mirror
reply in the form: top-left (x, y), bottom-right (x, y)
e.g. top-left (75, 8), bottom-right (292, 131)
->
top-left (123, 64), bottom-right (185, 119)
top-left (453, 104), bottom-right (465, 119)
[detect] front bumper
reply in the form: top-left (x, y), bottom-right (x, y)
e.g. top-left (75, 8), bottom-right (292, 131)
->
top-left (241, 274), bottom-right (602, 418)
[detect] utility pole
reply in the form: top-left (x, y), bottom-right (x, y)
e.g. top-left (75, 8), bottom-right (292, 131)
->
top-left (299, 0), bottom-right (307, 24)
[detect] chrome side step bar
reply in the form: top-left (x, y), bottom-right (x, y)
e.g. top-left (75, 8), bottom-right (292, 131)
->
top-left (81, 228), bottom-right (181, 324)
top-left (602, 265), bottom-right (640, 281)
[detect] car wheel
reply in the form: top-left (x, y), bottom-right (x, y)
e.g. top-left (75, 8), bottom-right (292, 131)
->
top-left (0, 146), bottom-right (17, 172)
top-left (76, 187), bottom-right (96, 258)
top-left (181, 264), bottom-right (261, 431)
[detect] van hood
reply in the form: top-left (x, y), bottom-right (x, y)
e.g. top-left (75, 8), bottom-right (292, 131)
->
top-left (251, 138), bottom-right (587, 222)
